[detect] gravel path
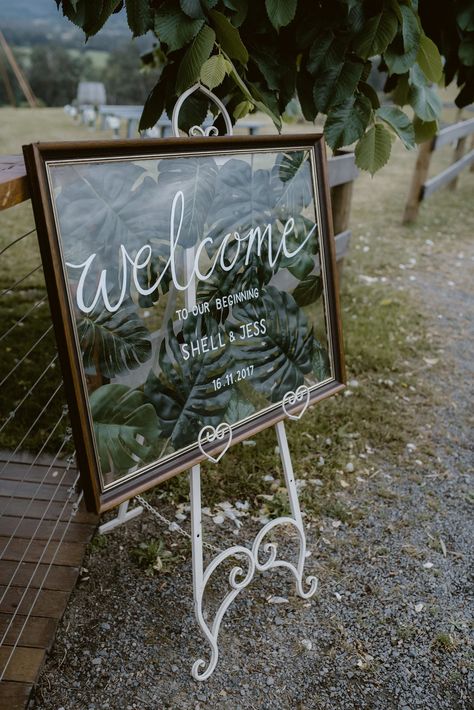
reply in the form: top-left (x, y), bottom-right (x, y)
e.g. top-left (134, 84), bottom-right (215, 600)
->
top-left (34, 197), bottom-right (473, 709)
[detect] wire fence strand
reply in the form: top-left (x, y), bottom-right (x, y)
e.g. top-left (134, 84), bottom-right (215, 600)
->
top-left (0, 228), bottom-right (36, 257)
top-left (0, 263), bottom-right (43, 298)
top-left (0, 295), bottom-right (47, 343)
top-left (0, 381), bottom-right (64, 480)
top-left (0, 354), bottom-right (58, 434)
top-left (0, 324), bottom-right (54, 388)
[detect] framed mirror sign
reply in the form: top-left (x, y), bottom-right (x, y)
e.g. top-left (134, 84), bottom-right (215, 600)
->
top-left (24, 134), bottom-right (345, 514)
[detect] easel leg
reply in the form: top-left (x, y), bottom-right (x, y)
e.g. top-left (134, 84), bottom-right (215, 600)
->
top-left (98, 500), bottom-right (143, 534)
top-left (188, 421), bottom-right (317, 680)
top-left (189, 464), bottom-right (255, 681)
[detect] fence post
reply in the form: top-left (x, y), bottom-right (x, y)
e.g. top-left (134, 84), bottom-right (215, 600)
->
top-left (402, 139), bottom-right (434, 224)
top-left (449, 124), bottom-right (468, 190)
top-left (330, 179), bottom-right (353, 278)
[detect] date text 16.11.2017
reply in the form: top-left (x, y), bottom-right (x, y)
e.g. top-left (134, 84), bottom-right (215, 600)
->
top-left (213, 365), bottom-right (254, 391)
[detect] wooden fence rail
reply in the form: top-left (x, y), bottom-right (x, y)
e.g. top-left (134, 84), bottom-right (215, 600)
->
top-left (403, 117), bottom-right (474, 223)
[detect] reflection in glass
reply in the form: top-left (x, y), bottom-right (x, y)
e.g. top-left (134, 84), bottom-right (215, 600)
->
top-left (49, 149), bottom-right (332, 489)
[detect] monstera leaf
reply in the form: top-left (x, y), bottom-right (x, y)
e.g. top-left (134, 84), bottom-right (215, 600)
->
top-left (78, 302), bottom-right (152, 378)
top-left (154, 156), bottom-right (218, 248)
top-left (278, 215), bottom-right (319, 280)
top-left (224, 389), bottom-right (256, 424)
top-left (90, 384), bottom-right (161, 475)
top-left (292, 273), bottom-right (323, 307)
top-left (197, 222), bottom-right (274, 312)
top-left (273, 151), bottom-right (313, 218)
top-left (54, 162), bottom-right (165, 263)
top-left (144, 316), bottom-right (233, 448)
top-left (227, 286), bottom-right (314, 403)
top-left (312, 341), bottom-right (331, 382)
top-left (134, 240), bottom-right (173, 308)
top-left (206, 158), bottom-right (276, 243)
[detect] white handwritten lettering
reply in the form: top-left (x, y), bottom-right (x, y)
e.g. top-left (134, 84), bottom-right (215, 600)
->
top-left (66, 190), bottom-right (316, 314)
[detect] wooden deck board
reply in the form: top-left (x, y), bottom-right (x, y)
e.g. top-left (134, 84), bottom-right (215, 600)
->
top-left (0, 560), bottom-right (80, 591)
top-left (0, 461), bottom-right (76, 486)
top-left (0, 496), bottom-right (97, 523)
top-left (0, 586), bottom-right (70, 619)
top-left (0, 458), bottom-right (98, 707)
top-left (0, 614), bottom-right (58, 649)
top-left (0, 537), bottom-right (88, 566)
top-left (0, 680), bottom-right (33, 710)
top-left (0, 646), bottom-right (45, 683)
top-left (0, 516), bottom-right (95, 542)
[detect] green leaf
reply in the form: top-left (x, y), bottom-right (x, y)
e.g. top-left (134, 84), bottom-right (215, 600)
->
top-left (417, 34), bottom-right (443, 81)
top-left (313, 59), bottom-right (364, 114)
top-left (145, 318), bottom-right (232, 448)
top-left (391, 73), bottom-right (410, 105)
top-left (233, 100), bottom-right (253, 120)
top-left (274, 151), bottom-right (313, 216)
top-left (400, 4), bottom-right (420, 52)
top-left (154, 2), bottom-right (204, 51)
top-left (223, 0), bottom-right (248, 27)
top-left (224, 389), bottom-right (255, 424)
top-left (79, 0), bottom-right (123, 37)
top-left (173, 91), bottom-right (210, 132)
top-left (200, 54), bottom-right (230, 89)
top-left (296, 66), bottom-right (317, 121)
top-left (206, 157), bottom-right (275, 245)
top-left (293, 275), bottom-right (323, 307)
top-left (312, 341), bottom-right (330, 382)
top-left (279, 216), bottom-right (319, 280)
top-left (353, 8), bottom-right (399, 59)
top-left (226, 56), bottom-right (282, 129)
top-left (62, 0), bottom-right (122, 37)
top-left (156, 156), bottom-right (218, 248)
top-left (324, 94), bottom-right (372, 150)
top-left (91, 384), bottom-right (161, 475)
top-left (227, 287), bottom-right (315, 402)
top-left (180, 0), bottom-right (204, 19)
top-left (139, 62), bottom-right (177, 130)
top-left (457, 7), bottom-right (474, 32)
top-left (384, 6), bottom-right (421, 75)
top-left (209, 9), bottom-right (249, 64)
top-left (125, 0), bottom-right (152, 37)
top-left (384, 34), bottom-right (418, 75)
top-left (176, 24), bottom-right (216, 92)
top-left (376, 105), bottom-right (415, 148)
top-left (408, 65), bottom-right (442, 121)
top-left (265, 0), bottom-right (297, 31)
top-left (78, 303), bottom-right (152, 378)
top-left (55, 161), bottom-right (165, 262)
top-left (359, 81), bottom-right (381, 109)
top-left (307, 33), bottom-right (348, 76)
top-left (355, 124), bottom-right (392, 175)
top-left (413, 116), bottom-right (438, 143)
top-left (459, 37), bottom-right (474, 67)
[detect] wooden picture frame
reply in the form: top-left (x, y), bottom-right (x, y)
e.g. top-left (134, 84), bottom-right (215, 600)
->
top-left (23, 134), bottom-right (345, 514)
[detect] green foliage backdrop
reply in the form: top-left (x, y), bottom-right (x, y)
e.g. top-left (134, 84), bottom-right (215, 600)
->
top-left (54, 1), bottom-right (473, 169)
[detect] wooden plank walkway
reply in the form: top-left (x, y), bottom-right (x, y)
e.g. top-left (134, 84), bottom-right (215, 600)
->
top-left (0, 458), bottom-right (98, 709)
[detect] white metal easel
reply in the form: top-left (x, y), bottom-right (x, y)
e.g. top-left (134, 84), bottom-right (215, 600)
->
top-left (101, 84), bottom-right (318, 677)
top-left (172, 85), bottom-right (318, 681)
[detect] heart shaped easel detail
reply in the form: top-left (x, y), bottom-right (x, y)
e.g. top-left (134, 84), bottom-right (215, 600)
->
top-left (198, 423), bottom-right (232, 464)
top-left (282, 385), bottom-right (310, 421)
